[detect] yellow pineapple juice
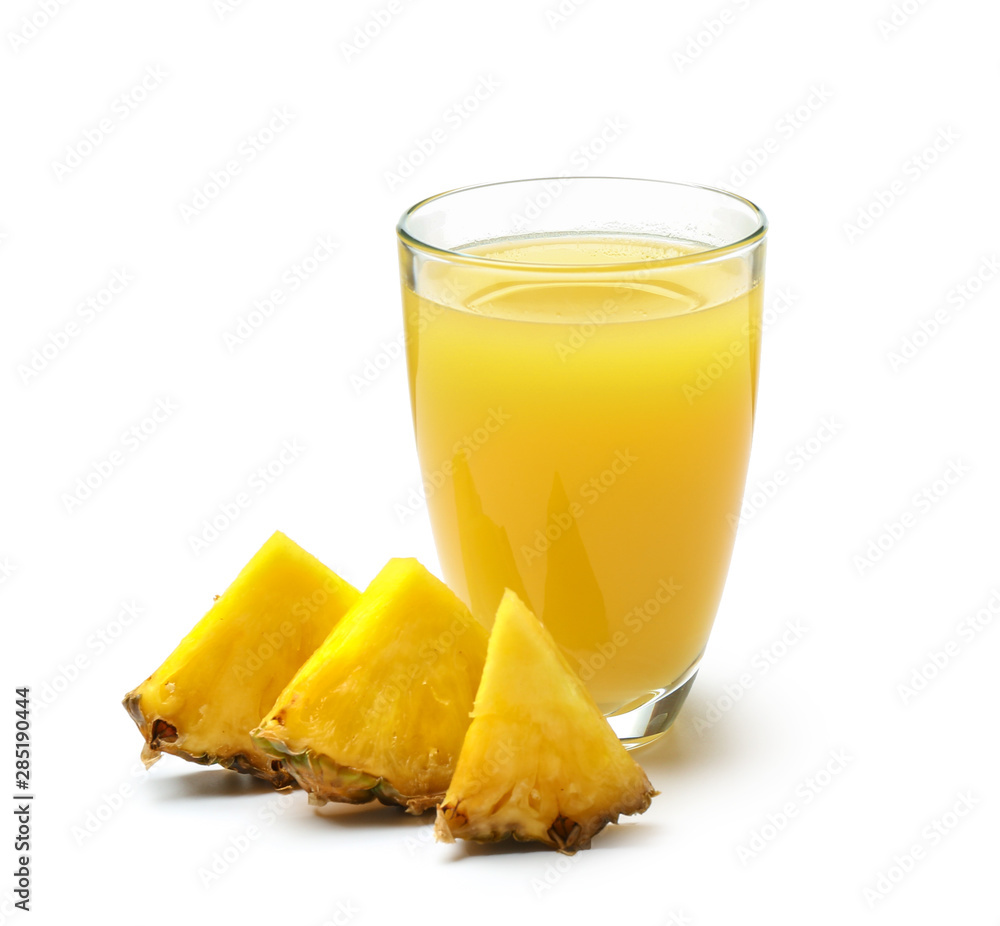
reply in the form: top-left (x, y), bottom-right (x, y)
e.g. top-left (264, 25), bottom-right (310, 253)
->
top-left (403, 235), bottom-right (762, 710)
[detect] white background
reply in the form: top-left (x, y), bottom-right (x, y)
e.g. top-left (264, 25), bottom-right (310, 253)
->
top-left (2, 0), bottom-right (998, 923)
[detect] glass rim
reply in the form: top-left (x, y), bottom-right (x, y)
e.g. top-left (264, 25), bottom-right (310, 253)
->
top-left (396, 176), bottom-right (768, 272)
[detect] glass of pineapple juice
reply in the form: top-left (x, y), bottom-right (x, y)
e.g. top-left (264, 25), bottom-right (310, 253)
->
top-left (397, 178), bottom-right (767, 746)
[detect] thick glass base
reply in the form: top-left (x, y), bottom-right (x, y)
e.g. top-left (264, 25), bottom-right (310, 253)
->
top-left (602, 660), bottom-right (700, 750)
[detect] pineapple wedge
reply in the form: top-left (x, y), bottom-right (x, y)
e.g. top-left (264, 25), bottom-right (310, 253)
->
top-left (435, 590), bottom-right (657, 853)
top-left (252, 558), bottom-right (488, 813)
top-left (123, 531), bottom-right (359, 787)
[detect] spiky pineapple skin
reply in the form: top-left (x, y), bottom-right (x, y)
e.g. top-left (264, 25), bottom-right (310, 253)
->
top-left (252, 734), bottom-right (442, 814)
top-left (123, 690), bottom-right (297, 787)
top-left (434, 772), bottom-right (656, 853)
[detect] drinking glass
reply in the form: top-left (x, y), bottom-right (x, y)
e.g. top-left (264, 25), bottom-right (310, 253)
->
top-left (397, 177), bottom-right (767, 746)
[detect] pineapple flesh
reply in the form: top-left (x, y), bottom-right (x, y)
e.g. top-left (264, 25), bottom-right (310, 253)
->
top-left (435, 589), bottom-right (657, 853)
top-left (252, 558), bottom-right (488, 813)
top-left (123, 531), bottom-right (359, 787)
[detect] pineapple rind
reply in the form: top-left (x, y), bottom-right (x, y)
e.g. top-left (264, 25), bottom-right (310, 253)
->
top-left (253, 740), bottom-right (443, 814)
top-left (123, 690), bottom-right (298, 787)
top-left (435, 782), bottom-right (655, 853)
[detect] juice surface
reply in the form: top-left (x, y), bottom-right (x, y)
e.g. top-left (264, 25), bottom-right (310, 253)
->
top-left (403, 235), bottom-right (762, 709)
